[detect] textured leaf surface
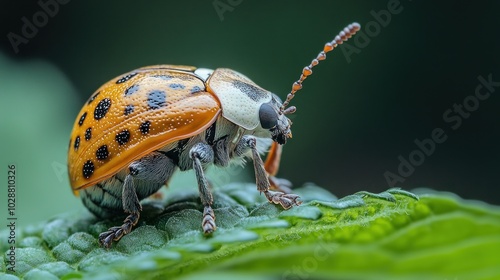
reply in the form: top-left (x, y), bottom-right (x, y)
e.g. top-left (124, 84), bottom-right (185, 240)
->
top-left (1, 184), bottom-right (500, 280)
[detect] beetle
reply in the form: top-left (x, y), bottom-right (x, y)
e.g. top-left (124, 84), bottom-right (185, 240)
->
top-left (67, 23), bottom-right (360, 248)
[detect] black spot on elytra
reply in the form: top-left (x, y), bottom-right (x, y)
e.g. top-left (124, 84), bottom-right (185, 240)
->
top-left (85, 128), bottom-right (92, 141)
top-left (82, 160), bottom-right (95, 179)
top-left (190, 85), bottom-right (202, 94)
top-left (78, 112), bottom-right (87, 126)
top-left (96, 145), bottom-right (109, 160)
top-left (124, 84), bottom-right (139, 96)
top-left (232, 80), bottom-right (269, 101)
top-left (116, 73), bottom-right (138, 84)
top-left (87, 92), bottom-right (100, 105)
top-left (147, 90), bottom-right (167, 110)
top-left (124, 104), bottom-right (134, 116)
top-left (74, 136), bottom-right (80, 151)
top-left (94, 98), bottom-right (111, 120)
top-left (115, 130), bottom-right (130, 145)
top-left (139, 120), bottom-right (151, 135)
top-left (169, 83), bottom-right (185, 90)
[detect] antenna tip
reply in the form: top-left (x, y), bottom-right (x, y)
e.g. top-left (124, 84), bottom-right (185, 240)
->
top-left (351, 22), bottom-right (361, 31)
top-left (281, 21), bottom-right (361, 111)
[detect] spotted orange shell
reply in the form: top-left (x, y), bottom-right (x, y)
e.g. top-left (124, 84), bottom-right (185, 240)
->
top-left (68, 65), bottom-right (221, 193)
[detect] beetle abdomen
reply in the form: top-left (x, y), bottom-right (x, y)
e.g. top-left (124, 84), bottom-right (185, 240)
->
top-left (80, 170), bottom-right (165, 218)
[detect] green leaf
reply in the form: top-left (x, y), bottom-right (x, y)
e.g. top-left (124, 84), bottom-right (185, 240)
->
top-left (2, 184), bottom-right (500, 280)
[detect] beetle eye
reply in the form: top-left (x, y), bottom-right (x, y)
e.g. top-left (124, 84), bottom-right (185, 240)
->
top-left (259, 103), bottom-right (279, 129)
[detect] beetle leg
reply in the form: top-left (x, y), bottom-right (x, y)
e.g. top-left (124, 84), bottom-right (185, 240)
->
top-left (98, 174), bottom-right (141, 248)
top-left (190, 143), bottom-right (217, 234)
top-left (99, 152), bottom-right (175, 248)
top-left (237, 135), bottom-right (301, 209)
top-left (264, 142), bottom-right (293, 193)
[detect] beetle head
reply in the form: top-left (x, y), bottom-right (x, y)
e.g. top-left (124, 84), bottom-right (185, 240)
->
top-left (258, 94), bottom-right (293, 145)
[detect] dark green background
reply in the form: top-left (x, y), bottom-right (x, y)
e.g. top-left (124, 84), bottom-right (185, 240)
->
top-left (1, 0), bottom-right (499, 224)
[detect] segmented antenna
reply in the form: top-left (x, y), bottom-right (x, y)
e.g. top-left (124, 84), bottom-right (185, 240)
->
top-left (280, 22), bottom-right (361, 114)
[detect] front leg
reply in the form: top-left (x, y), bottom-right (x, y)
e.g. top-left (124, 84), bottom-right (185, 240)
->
top-left (236, 135), bottom-right (301, 209)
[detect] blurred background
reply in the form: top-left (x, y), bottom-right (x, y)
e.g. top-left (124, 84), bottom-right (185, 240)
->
top-left (0, 0), bottom-right (499, 226)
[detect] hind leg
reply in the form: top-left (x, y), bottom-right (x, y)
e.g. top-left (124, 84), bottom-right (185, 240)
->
top-left (99, 152), bottom-right (176, 248)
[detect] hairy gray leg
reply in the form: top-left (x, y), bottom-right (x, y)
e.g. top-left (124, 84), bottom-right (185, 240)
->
top-left (99, 152), bottom-right (175, 248)
top-left (236, 135), bottom-right (301, 209)
top-left (190, 142), bottom-right (217, 234)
